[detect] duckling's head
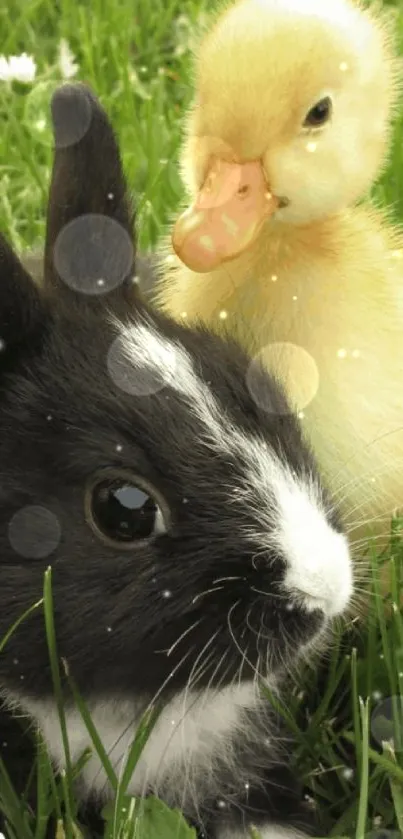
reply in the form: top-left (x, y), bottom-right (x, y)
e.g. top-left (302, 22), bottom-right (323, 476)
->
top-left (173, 0), bottom-right (400, 272)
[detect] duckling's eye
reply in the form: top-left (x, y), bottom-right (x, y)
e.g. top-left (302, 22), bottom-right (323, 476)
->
top-left (86, 472), bottom-right (168, 547)
top-left (303, 97), bottom-right (332, 128)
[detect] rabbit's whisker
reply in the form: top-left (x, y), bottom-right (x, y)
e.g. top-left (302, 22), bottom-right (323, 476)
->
top-left (192, 586), bottom-right (225, 604)
top-left (150, 629), bottom-right (222, 799)
top-left (96, 646), bottom-right (195, 795)
top-left (165, 619), bottom-right (203, 657)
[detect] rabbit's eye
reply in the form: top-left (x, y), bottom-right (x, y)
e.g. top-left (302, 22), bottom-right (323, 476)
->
top-left (87, 476), bottom-right (167, 546)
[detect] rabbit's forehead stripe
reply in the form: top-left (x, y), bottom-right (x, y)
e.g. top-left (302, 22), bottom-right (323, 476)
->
top-left (120, 320), bottom-right (322, 503)
top-left (120, 320), bottom-right (352, 616)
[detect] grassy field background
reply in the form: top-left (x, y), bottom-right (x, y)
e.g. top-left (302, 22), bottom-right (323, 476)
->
top-left (0, 0), bottom-right (209, 257)
top-left (2, 0), bottom-right (403, 837)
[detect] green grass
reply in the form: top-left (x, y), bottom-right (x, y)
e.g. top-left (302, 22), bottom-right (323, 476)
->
top-left (0, 0), bottom-right (209, 255)
top-left (2, 0), bottom-right (403, 837)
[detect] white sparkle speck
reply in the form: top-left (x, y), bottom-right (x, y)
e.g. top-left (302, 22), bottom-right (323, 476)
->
top-left (0, 338), bottom-right (5, 351)
top-left (163, 590), bottom-right (172, 599)
top-left (217, 800), bottom-right (227, 809)
top-left (96, 278), bottom-right (105, 287)
top-left (13, 658), bottom-right (19, 665)
top-left (306, 142), bottom-right (317, 153)
top-left (337, 348), bottom-right (347, 358)
top-left (342, 767), bottom-right (353, 780)
top-left (106, 626), bottom-right (112, 633)
top-left (107, 192), bottom-right (114, 200)
top-left (165, 255), bottom-right (175, 264)
top-left (339, 62), bottom-right (349, 71)
top-left (116, 444), bottom-right (123, 453)
top-left (372, 690), bottom-right (382, 701)
top-left (181, 311), bottom-right (188, 319)
top-left (271, 274), bottom-right (277, 282)
top-left (298, 411), bottom-right (305, 419)
top-left (219, 310), bottom-right (228, 320)
top-left (352, 349), bottom-right (360, 358)
top-left (292, 295), bottom-right (297, 301)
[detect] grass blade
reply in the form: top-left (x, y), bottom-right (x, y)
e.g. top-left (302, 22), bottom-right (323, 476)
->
top-left (42, 567), bottom-right (74, 839)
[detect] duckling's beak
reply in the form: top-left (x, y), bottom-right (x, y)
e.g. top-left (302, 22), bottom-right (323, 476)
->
top-left (172, 159), bottom-right (279, 272)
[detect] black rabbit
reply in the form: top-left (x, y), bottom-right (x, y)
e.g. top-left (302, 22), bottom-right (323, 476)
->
top-left (0, 83), bottom-right (353, 839)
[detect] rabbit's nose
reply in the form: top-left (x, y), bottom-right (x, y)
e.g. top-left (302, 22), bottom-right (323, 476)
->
top-left (281, 517), bottom-right (353, 618)
top-left (269, 472), bottom-right (353, 618)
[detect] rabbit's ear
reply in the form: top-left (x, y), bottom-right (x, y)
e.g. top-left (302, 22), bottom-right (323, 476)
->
top-left (0, 233), bottom-right (46, 351)
top-left (44, 83), bottom-right (138, 305)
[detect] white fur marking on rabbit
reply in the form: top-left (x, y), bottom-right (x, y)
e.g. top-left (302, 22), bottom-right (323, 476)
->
top-left (120, 319), bottom-right (352, 616)
top-left (219, 826), bottom-right (309, 839)
top-left (272, 473), bottom-right (352, 616)
top-left (19, 681), bottom-right (260, 800)
top-left (116, 317), bottom-right (178, 386)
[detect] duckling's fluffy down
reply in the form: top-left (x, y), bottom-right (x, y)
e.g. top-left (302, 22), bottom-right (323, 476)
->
top-left (157, 0), bottom-right (403, 546)
top-left (181, 0), bottom-right (400, 222)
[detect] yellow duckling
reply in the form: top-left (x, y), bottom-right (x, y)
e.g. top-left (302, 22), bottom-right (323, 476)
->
top-left (157, 0), bottom-right (403, 546)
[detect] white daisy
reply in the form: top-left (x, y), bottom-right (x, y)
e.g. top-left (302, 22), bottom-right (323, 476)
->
top-left (0, 52), bottom-right (36, 82)
top-left (58, 38), bottom-right (78, 79)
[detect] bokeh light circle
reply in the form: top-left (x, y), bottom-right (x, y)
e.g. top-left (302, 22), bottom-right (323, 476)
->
top-left (8, 505), bottom-right (61, 559)
top-left (246, 342), bottom-right (319, 414)
top-left (53, 214), bottom-right (133, 295)
top-left (107, 333), bottom-right (177, 396)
